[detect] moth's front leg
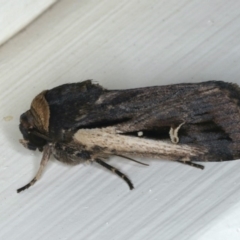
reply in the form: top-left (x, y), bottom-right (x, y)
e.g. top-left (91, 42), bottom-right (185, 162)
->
top-left (17, 144), bottom-right (52, 193)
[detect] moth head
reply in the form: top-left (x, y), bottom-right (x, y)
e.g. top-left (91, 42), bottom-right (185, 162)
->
top-left (19, 91), bottom-right (50, 151)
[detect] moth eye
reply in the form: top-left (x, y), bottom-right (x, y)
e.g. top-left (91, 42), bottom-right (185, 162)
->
top-left (19, 111), bottom-right (34, 132)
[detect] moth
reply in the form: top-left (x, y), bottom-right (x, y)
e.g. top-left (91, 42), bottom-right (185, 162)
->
top-left (18, 80), bottom-right (240, 192)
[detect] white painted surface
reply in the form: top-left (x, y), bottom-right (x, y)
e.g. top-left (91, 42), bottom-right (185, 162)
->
top-left (0, 0), bottom-right (57, 45)
top-left (1, 0), bottom-right (240, 239)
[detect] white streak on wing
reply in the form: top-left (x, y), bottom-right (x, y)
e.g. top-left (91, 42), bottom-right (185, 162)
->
top-left (73, 127), bottom-right (206, 161)
top-left (169, 122), bottom-right (185, 144)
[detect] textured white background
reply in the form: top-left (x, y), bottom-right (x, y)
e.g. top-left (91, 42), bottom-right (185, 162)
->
top-left (1, 0), bottom-right (240, 239)
top-left (0, 0), bottom-right (57, 46)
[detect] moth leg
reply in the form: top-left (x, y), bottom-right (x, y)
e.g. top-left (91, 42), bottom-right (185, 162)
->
top-left (95, 159), bottom-right (134, 190)
top-left (169, 122), bottom-right (185, 144)
top-left (177, 160), bottom-right (204, 170)
top-left (17, 144), bottom-right (52, 193)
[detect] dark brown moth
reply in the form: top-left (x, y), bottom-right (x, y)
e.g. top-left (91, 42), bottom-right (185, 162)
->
top-left (18, 80), bottom-right (240, 192)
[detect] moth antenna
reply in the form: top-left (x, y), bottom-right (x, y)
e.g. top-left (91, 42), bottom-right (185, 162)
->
top-left (95, 158), bottom-right (134, 190)
top-left (177, 160), bottom-right (204, 170)
top-left (17, 144), bottom-right (52, 193)
top-left (115, 154), bottom-right (149, 166)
